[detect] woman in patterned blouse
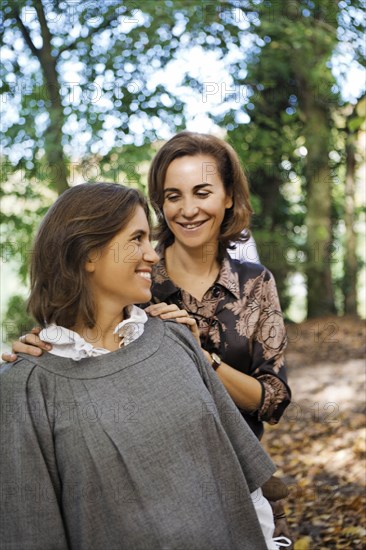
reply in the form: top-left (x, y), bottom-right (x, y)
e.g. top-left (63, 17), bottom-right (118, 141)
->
top-left (146, 131), bottom-right (291, 439)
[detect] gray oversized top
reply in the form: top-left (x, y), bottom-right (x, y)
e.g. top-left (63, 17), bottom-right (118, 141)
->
top-left (1, 318), bottom-right (275, 550)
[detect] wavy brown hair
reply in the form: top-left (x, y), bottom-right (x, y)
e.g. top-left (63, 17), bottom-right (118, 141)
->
top-left (148, 131), bottom-right (253, 254)
top-left (28, 183), bottom-right (150, 329)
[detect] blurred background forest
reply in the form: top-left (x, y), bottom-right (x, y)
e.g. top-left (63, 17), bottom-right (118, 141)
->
top-left (1, 2), bottom-right (366, 547)
top-left (1, 0), bottom-right (365, 342)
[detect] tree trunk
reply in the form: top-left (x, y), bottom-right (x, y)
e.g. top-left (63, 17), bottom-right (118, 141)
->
top-left (298, 85), bottom-right (336, 318)
top-left (287, 0), bottom-right (338, 318)
top-left (305, 157), bottom-right (336, 318)
top-left (15, 1), bottom-right (69, 194)
top-left (343, 133), bottom-right (358, 314)
top-left (35, 2), bottom-right (68, 195)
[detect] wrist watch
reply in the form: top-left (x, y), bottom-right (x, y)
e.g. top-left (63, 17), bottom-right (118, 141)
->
top-left (210, 352), bottom-right (221, 371)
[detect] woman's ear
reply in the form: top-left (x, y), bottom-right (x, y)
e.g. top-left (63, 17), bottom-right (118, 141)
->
top-left (84, 251), bottom-right (98, 273)
top-left (225, 194), bottom-right (233, 209)
top-left (85, 248), bottom-right (102, 272)
top-left (84, 258), bottom-right (95, 273)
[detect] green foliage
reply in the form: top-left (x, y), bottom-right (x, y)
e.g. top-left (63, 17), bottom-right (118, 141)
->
top-left (1, 0), bottom-right (230, 280)
top-left (1, 0), bottom-right (365, 320)
top-left (221, 0), bottom-right (365, 317)
top-left (1, 0), bottom-right (227, 174)
top-left (252, 229), bottom-right (296, 311)
top-left (2, 295), bottom-right (35, 344)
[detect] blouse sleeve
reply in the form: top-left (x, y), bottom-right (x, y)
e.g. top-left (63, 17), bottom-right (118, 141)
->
top-left (250, 270), bottom-right (291, 424)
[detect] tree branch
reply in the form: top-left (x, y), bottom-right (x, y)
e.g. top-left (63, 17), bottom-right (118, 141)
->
top-left (13, 10), bottom-right (41, 60)
top-left (35, 1), bottom-right (54, 57)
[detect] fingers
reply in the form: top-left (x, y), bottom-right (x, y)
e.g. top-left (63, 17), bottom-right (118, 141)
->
top-left (173, 316), bottom-right (195, 326)
top-left (12, 342), bottom-right (44, 356)
top-left (1, 352), bottom-right (17, 363)
top-left (1, 337), bottom-right (47, 362)
top-left (144, 303), bottom-right (181, 317)
top-left (12, 333), bottom-right (52, 357)
top-left (146, 302), bottom-right (192, 320)
top-left (159, 309), bottom-right (190, 320)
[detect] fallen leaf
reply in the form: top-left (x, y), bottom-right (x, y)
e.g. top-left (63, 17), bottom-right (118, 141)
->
top-left (342, 526), bottom-right (366, 537)
top-left (294, 536), bottom-right (312, 549)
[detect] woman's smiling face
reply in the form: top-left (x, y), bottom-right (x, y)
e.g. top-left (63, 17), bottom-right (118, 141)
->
top-left (162, 155), bottom-right (233, 253)
top-left (85, 206), bottom-right (159, 310)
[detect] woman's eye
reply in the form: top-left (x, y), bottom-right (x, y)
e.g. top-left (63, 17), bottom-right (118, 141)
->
top-left (196, 191), bottom-right (210, 198)
top-left (166, 194), bottom-right (179, 202)
top-left (132, 234), bottom-right (142, 243)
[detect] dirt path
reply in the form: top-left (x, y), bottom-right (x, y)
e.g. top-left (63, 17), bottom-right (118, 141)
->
top-left (262, 358), bottom-right (365, 549)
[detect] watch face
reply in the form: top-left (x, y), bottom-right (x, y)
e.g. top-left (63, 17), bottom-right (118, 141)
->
top-left (211, 353), bottom-right (221, 369)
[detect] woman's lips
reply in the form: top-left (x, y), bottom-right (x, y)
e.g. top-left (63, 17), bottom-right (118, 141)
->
top-left (136, 271), bottom-right (152, 281)
top-left (176, 220), bottom-right (208, 230)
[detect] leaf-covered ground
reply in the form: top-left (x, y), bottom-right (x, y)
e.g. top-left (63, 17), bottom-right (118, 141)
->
top-left (262, 316), bottom-right (366, 549)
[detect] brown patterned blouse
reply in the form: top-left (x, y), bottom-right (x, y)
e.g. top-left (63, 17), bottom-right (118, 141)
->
top-left (151, 253), bottom-right (291, 439)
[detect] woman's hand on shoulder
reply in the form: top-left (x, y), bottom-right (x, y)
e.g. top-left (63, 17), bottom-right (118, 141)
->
top-left (144, 303), bottom-right (201, 345)
top-left (1, 327), bottom-right (52, 362)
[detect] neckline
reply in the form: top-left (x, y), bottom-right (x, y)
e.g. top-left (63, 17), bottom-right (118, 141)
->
top-left (20, 317), bottom-right (165, 380)
top-left (153, 254), bottom-right (242, 301)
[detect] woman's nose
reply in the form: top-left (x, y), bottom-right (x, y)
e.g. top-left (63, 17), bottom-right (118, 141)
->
top-left (181, 199), bottom-right (199, 218)
top-left (143, 242), bottom-right (159, 264)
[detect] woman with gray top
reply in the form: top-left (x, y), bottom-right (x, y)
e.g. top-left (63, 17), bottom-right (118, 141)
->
top-left (0, 182), bottom-right (284, 549)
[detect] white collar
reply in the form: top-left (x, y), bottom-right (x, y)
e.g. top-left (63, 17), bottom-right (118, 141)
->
top-left (39, 305), bottom-right (148, 361)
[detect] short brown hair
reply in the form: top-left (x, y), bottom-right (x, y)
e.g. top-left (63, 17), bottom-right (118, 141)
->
top-left (148, 131), bottom-right (253, 253)
top-left (28, 183), bottom-right (150, 329)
